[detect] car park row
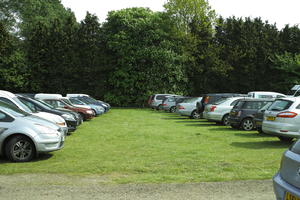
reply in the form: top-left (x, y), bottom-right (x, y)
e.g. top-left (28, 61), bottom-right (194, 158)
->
top-left (148, 89), bottom-right (300, 200)
top-left (0, 90), bottom-right (110, 162)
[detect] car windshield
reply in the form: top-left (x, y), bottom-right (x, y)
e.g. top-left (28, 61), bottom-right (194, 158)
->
top-left (70, 98), bottom-right (85, 105)
top-left (12, 97), bottom-right (33, 113)
top-left (62, 99), bottom-right (73, 106)
top-left (35, 99), bottom-right (55, 109)
top-left (268, 100), bottom-right (293, 111)
top-left (0, 102), bottom-right (29, 117)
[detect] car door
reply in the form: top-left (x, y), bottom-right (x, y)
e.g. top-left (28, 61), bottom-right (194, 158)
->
top-left (0, 111), bottom-right (14, 144)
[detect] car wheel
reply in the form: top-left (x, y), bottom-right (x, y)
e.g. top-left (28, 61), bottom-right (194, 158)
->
top-left (241, 118), bottom-right (254, 131)
top-left (191, 110), bottom-right (200, 119)
top-left (222, 114), bottom-right (230, 126)
top-left (169, 106), bottom-right (176, 113)
top-left (5, 135), bottom-right (35, 162)
top-left (278, 136), bottom-right (293, 142)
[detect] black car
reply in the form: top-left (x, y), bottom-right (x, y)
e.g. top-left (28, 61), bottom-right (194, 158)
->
top-left (196, 93), bottom-right (246, 116)
top-left (17, 95), bottom-right (79, 132)
top-left (253, 101), bottom-right (275, 133)
top-left (229, 98), bottom-right (274, 131)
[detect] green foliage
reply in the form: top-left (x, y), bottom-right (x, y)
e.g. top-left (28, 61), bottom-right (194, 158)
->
top-left (102, 8), bottom-right (188, 106)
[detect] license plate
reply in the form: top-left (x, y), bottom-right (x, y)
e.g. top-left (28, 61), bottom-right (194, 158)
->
top-left (267, 116), bottom-right (276, 121)
top-left (285, 192), bottom-right (300, 200)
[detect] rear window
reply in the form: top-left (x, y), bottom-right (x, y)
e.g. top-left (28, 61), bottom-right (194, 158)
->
top-left (242, 101), bottom-right (271, 110)
top-left (233, 101), bottom-right (244, 108)
top-left (214, 98), bottom-right (228, 105)
top-left (268, 100), bottom-right (293, 111)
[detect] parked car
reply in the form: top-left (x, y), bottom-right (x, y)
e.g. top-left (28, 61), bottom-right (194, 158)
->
top-left (0, 101), bottom-right (64, 162)
top-left (176, 97), bottom-right (202, 119)
top-left (229, 98), bottom-right (274, 131)
top-left (196, 93), bottom-right (245, 116)
top-left (35, 94), bottom-right (94, 121)
top-left (67, 97), bottom-right (105, 116)
top-left (247, 91), bottom-right (286, 98)
top-left (262, 97), bottom-right (300, 142)
top-left (162, 96), bottom-right (187, 113)
top-left (17, 95), bottom-right (79, 133)
top-left (147, 94), bottom-right (178, 110)
top-left (0, 90), bottom-right (68, 135)
top-left (67, 94), bottom-right (110, 113)
top-left (253, 101), bottom-right (274, 133)
top-left (204, 97), bottom-right (245, 125)
top-left (273, 139), bottom-right (300, 199)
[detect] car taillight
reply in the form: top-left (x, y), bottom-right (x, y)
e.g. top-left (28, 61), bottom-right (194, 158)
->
top-left (162, 104), bottom-right (167, 106)
top-left (210, 105), bottom-right (217, 112)
top-left (277, 112), bottom-right (297, 118)
top-left (179, 106), bottom-right (185, 110)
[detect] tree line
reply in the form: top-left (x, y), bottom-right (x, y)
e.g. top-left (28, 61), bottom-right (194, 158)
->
top-left (1, 0), bottom-right (300, 106)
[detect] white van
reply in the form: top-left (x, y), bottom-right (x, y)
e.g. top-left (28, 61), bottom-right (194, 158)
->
top-left (0, 90), bottom-right (68, 135)
top-left (247, 91), bottom-right (286, 99)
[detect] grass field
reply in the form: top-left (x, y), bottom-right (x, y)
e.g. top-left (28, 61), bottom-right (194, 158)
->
top-left (0, 108), bottom-right (291, 183)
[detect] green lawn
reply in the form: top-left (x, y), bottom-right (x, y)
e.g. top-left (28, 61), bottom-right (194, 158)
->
top-left (0, 108), bottom-right (290, 183)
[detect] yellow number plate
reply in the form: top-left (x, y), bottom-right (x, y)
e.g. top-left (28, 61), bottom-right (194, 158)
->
top-left (285, 192), bottom-right (300, 200)
top-left (267, 116), bottom-right (276, 121)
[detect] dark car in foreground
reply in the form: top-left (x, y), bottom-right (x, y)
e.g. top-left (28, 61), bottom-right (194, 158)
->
top-left (273, 139), bottom-right (300, 200)
top-left (229, 98), bottom-right (274, 131)
top-left (253, 101), bottom-right (274, 133)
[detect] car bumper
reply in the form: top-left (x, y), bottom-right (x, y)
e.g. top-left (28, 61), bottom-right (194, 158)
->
top-left (229, 116), bottom-right (241, 126)
top-left (263, 122), bottom-right (300, 138)
top-left (34, 133), bottom-right (64, 153)
top-left (206, 112), bottom-right (223, 122)
top-left (176, 109), bottom-right (192, 116)
top-left (273, 172), bottom-right (300, 200)
top-left (66, 120), bottom-right (77, 132)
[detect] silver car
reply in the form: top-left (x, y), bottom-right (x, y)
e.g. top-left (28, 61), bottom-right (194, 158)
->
top-left (149, 94), bottom-right (177, 110)
top-left (273, 139), bottom-right (300, 199)
top-left (176, 97), bottom-right (202, 119)
top-left (204, 97), bottom-right (245, 125)
top-left (262, 97), bottom-right (300, 142)
top-left (0, 102), bottom-right (64, 162)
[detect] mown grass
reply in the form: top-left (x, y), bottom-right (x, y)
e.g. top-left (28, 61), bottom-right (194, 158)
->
top-left (0, 108), bottom-right (291, 183)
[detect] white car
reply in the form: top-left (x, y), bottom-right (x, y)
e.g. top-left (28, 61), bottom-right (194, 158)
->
top-left (176, 97), bottom-right (202, 119)
top-left (204, 97), bottom-right (245, 125)
top-left (0, 90), bottom-right (68, 135)
top-left (262, 97), bottom-right (300, 141)
top-left (247, 91), bottom-right (286, 99)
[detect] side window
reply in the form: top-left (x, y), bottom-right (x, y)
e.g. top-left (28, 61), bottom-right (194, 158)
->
top-left (296, 104), bottom-right (300, 109)
top-left (0, 111), bottom-right (14, 122)
top-left (57, 101), bottom-right (65, 108)
top-left (21, 100), bottom-right (39, 112)
top-left (0, 97), bottom-right (16, 107)
top-left (230, 100), bottom-right (239, 106)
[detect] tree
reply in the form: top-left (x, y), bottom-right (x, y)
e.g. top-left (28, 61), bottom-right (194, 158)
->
top-left (102, 8), bottom-right (188, 106)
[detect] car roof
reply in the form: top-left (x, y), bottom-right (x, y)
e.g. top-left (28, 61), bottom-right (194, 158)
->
top-left (238, 98), bottom-right (275, 102)
top-left (0, 90), bottom-right (17, 98)
top-left (35, 93), bottom-right (63, 100)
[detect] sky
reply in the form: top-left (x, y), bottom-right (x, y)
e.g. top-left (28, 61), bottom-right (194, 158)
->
top-left (60, 0), bottom-right (300, 29)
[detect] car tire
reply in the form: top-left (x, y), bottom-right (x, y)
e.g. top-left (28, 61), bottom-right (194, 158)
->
top-left (241, 118), bottom-right (254, 131)
top-left (191, 110), bottom-right (200, 119)
top-left (169, 106), bottom-right (176, 113)
top-left (5, 135), bottom-right (35, 162)
top-left (222, 114), bottom-right (230, 126)
top-left (278, 136), bottom-right (293, 142)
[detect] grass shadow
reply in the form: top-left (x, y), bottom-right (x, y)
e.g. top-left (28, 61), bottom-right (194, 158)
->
top-left (209, 127), bottom-right (239, 132)
top-left (231, 140), bottom-right (292, 149)
top-left (175, 120), bottom-right (201, 123)
top-left (185, 123), bottom-right (219, 127)
top-left (0, 153), bottom-right (53, 164)
top-left (234, 133), bottom-right (274, 138)
top-left (161, 117), bottom-right (190, 120)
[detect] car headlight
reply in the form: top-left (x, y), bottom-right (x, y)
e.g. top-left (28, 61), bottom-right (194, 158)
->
top-left (34, 124), bottom-right (58, 134)
top-left (62, 114), bottom-right (75, 121)
top-left (86, 110), bottom-right (93, 114)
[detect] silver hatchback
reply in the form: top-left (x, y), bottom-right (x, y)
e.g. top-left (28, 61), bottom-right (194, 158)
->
top-left (273, 139), bottom-right (300, 199)
top-left (0, 102), bottom-right (64, 162)
top-left (263, 97), bottom-right (300, 142)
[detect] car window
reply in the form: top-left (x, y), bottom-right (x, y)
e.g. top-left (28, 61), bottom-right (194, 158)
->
top-left (214, 98), bottom-right (228, 105)
top-left (18, 98), bottom-right (40, 112)
top-left (0, 102), bottom-right (29, 117)
top-left (156, 95), bottom-right (168, 100)
top-left (233, 101), bottom-right (243, 108)
top-left (268, 100), bottom-right (293, 111)
top-left (57, 101), bottom-right (66, 108)
top-left (230, 100), bottom-right (240, 106)
top-left (44, 100), bottom-right (58, 108)
top-left (167, 98), bottom-right (175, 102)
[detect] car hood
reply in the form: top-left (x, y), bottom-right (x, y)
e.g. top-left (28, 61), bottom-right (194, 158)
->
top-left (21, 115), bottom-right (60, 130)
top-left (32, 112), bottom-right (66, 124)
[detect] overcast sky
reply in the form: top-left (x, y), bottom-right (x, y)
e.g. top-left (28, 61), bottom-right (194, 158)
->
top-left (61, 0), bottom-right (300, 29)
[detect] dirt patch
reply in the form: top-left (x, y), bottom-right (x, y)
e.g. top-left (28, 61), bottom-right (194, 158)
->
top-left (0, 174), bottom-right (275, 200)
